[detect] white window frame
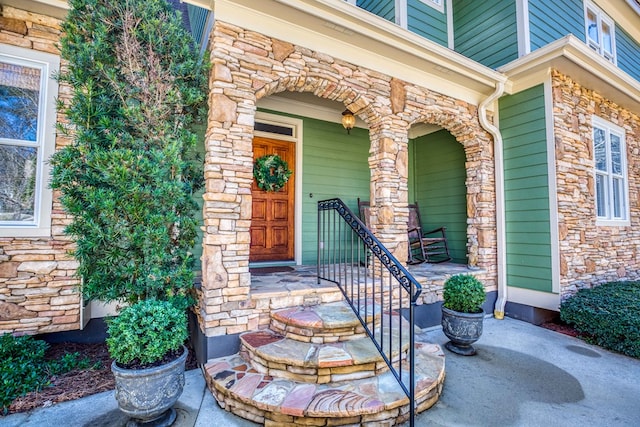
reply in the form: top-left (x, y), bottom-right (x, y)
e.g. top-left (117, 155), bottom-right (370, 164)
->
top-left (0, 45), bottom-right (59, 237)
top-left (395, 0), bottom-right (445, 29)
top-left (395, 0), bottom-right (408, 28)
top-left (592, 116), bottom-right (629, 226)
top-left (584, 1), bottom-right (617, 64)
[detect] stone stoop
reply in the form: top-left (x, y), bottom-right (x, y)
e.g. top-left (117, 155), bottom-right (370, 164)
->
top-left (203, 301), bottom-right (446, 426)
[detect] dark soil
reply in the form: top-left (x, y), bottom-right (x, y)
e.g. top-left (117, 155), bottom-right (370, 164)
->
top-left (539, 317), bottom-right (580, 337)
top-left (5, 341), bottom-right (198, 415)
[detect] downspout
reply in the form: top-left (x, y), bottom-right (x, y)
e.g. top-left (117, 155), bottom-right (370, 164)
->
top-left (478, 81), bottom-right (507, 319)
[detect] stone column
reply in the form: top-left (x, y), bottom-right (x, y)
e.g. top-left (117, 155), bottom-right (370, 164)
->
top-left (367, 118), bottom-right (410, 264)
top-left (198, 23), bottom-right (256, 337)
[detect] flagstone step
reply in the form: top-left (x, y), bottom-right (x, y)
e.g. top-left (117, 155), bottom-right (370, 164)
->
top-left (270, 301), bottom-right (382, 343)
top-left (204, 339), bottom-right (445, 426)
top-left (239, 323), bottom-right (410, 383)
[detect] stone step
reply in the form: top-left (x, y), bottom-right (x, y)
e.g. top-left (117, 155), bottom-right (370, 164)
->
top-left (269, 301), bottom-right (381, 343)
top-left (204, 339), bottom-right (445, 426)
top-left (239, 315), bottom-right (411, 384)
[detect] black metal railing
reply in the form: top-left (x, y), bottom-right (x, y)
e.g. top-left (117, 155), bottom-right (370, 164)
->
top-left (317, 198), bottom-right (422, 427)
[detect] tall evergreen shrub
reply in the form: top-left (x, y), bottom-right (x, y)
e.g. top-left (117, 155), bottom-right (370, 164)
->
top-left (51, 0), bottom-right (208, 307)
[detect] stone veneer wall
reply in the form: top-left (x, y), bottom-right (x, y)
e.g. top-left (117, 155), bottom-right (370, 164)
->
top-left (552, 69), bottom-right (640, 296)
top-left (0, 7), bottom-right (80, 335)
top-left (199, 20), bottom-right (498, 337)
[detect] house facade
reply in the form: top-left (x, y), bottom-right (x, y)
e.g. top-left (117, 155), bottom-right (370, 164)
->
top-left (1, 0), bottom-right (639, 359)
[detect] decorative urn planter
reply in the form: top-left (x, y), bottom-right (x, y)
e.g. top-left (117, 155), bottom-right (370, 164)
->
top-left (111, 346), bottom-right (188, 426)
top-left (441, 307), bottom-right (484, 356)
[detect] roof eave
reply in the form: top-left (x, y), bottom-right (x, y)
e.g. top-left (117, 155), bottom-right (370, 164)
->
top-left (499, 34), bottom-right (640, 112)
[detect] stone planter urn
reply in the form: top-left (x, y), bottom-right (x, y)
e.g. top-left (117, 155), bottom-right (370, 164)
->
top-left (111, 346), bottom-right (188, 426)
top-left (441, 307), bottom-right (484, 356)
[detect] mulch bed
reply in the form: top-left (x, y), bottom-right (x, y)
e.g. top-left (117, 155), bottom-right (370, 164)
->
top-left (539, 317), bottom-right (579, 337)
top-left (5, 341), bottom-right (199, 415)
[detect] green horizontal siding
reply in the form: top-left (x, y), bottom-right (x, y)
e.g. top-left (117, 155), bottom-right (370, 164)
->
top-left (409, 129), bottom-right (467, 263)
top-left (499, 84), bottom-right (553, 293)
top-left (616, 25), bottom-right (640, 81)
top-left (408, 0), bottom-right (448, 47)
top-left (300, 119), bottom-right (371, 264)
top-left (452, 0), bottom-right (518, 68)
top-left (528, 0), bottom-right (583, 51)
top-left (357, 0), bottom-right (395, 22)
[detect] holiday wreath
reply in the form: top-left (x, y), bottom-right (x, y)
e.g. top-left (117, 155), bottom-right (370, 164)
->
top-left (253, 154), bottom-right (293, 192)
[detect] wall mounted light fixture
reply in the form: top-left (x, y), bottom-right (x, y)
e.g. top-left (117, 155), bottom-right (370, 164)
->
top-left (341, 109), bottom-right (355, 134)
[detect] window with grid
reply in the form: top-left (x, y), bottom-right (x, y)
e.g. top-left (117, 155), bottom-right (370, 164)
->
top-left (0, 46), bottom-right (59, 236)
top-left (593, 116), bottom-right (628, 224)
top-left (585, 2), bottom-right (616, 63)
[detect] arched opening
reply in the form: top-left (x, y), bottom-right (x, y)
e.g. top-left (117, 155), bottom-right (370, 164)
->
top-left (408, 126), bottom-right (468, 264)
top-left (253, 91), bottom-right (372, 266)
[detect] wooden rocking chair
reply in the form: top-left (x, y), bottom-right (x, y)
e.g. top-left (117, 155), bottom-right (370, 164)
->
top-left (357, 198), bottom-right (371, 229)
top-left (408, 202), bottom-right (451, 264)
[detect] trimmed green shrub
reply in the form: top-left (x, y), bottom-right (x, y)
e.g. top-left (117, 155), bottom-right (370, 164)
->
top-left (560, 281), bottom-right (640, 358)
top-left (0, 334), bottom-right (92, 413)
top-left (106, 299), bottom-right (188, 367)
top-left (443, 274), bottom-right (486, 313)
top-left (50, 0), bottom-right (208, 308)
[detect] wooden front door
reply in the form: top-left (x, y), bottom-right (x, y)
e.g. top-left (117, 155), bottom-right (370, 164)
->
top-left (250, 137), bottom-right (295, 262)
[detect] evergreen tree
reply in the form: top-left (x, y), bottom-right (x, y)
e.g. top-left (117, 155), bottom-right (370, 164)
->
top-left (51, 0), bottom-right (208, 308)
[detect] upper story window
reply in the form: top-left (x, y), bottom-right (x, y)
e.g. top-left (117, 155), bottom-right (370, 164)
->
top-left (420, 0), bottom-right (444, 14)
top-left (593, 116), bottom-right (628, 225)
top-left (585, 2), bottom-right (616, 63)
top-left (0, 45), bottom-right (59, 237)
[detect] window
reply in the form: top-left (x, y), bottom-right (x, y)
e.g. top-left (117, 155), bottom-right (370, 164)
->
top-left (419, 0), bottom-right (444, 14)
top-left (585, 2), bottom-right (616, 63)
top-left (593, 116), bottom-right (628, 224)
top-left (0, 45), bottom-right (59, 237)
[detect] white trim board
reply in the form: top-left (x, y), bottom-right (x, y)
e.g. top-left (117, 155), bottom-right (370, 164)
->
top-left (507, 286), bottom-right (561, 311)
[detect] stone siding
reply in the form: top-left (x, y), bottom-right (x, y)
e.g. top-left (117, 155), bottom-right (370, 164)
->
top-left (200, 20), bottom-right (498, 337)
top-left (0, 6), bottom-right (80, 335)
top-left (552, 69), bottom-right (640, 296)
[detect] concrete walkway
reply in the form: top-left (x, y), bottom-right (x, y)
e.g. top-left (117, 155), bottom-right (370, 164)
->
top-left (2, 317), bottom-right (640, 427)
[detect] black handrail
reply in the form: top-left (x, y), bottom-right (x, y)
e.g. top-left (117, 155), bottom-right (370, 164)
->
top-left (317, 198), bottom-right (421, 427)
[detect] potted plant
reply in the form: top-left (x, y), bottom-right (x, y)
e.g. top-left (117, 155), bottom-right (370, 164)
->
top-left (107, 299), bottom-right (188, 425)
top-left (441, 274), bottom-right (487, 355)
top-left (50, 0), bottom-right (207, 422)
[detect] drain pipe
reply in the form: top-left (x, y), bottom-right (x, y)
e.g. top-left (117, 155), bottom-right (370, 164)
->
top-left (478, 81), bottom-right (507, 319)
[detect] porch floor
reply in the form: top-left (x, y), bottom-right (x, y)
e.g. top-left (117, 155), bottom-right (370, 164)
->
top-left (250, 262), bottom-right (481, 301)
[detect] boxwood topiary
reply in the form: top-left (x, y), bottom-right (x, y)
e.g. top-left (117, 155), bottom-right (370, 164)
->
top-left (443, 274), bottom-right (486, 313)
top-left (560, 281), bottom-right (640, 359)
top-left (106, 299), bottom-right (188, 368)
